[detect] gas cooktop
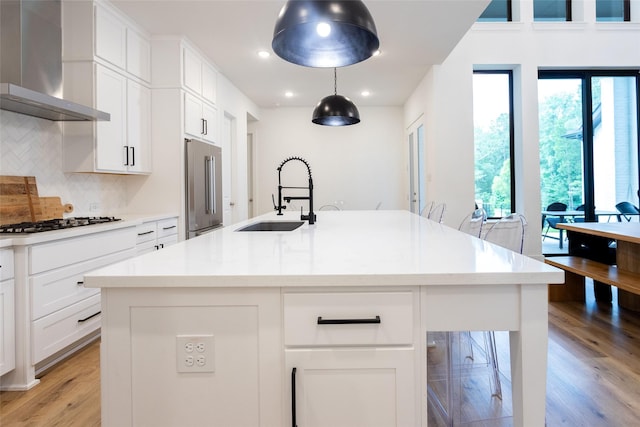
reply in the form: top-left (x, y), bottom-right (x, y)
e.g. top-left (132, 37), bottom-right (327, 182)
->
top-left (0, 216), bottom-right (122, 234)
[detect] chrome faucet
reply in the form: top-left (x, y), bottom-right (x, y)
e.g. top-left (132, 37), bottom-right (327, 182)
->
top-left (275, 157), bottom-right (316, 224)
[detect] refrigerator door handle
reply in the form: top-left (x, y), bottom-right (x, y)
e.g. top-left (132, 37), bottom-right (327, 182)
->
top-left (205, 155), bottom-right (215, 214)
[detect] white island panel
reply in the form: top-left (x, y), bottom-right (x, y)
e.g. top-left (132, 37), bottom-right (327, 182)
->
top-left (90, 210), bottom-right (563, 427)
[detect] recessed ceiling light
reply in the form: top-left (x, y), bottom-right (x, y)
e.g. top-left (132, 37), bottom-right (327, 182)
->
top-left (257, 50), bottom-right (271, 59)
top-left (285, 91), bottom-right (294, 98)
top-left (361, 90), bottom-right (371, 97)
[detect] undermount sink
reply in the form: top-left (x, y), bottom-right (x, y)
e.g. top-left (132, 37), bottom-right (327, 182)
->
top-left (236, 221), bottom-right (305, 232)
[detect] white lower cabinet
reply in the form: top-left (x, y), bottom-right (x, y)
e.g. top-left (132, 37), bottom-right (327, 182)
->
top-left (29, 228), bottom-right (136, 365)
top-left (283, 290), bottom-right (419, 427)
top-left (135, 216), bottom-right (178, 255)
top-left (286, 348), bottom-right (417, 427)
top-left (0, 248), bottom-right (15, 376)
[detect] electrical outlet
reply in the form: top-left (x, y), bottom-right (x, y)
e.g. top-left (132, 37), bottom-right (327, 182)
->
top-left (176, 335), bottom-right (214, 373)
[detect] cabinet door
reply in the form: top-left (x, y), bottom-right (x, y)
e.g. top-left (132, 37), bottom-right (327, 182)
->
top-left (95, 4), bottom-right (126, 69)
top-left (286, 348), bottom-right (417, 427)
top-left (126, 80), bottom-right (152, 173)
top-left (201, 102), bottom-right (217, 143)
top-left (126, 28), bottom-right (151, 83)
top-left (96, 65), bottom-right (127, 172)
top-left (202, 63), bottom-right (217, 105)
top-left (184, 92), bottom-right (204, 138)
top-left (0, 279), bottom-right (15, 376)
top-left (183, 46), bottom-right (202, 95)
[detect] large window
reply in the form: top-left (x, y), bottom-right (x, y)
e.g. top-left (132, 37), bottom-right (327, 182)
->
top-left (534, 0), bottom-right (571, 21)
top-left (478, 0), bottom-right (512, 22)
top-left (596, 0), bottom-right (630, 21)
top-left (473, 71), bottom-right (515, 218)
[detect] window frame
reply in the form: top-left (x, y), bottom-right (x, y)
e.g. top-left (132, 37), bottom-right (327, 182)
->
top-left (538, 69), bottom-right (640, 222)
top-left (595, 0), bottom-right (631, 21)
top-left (533, 0), bottom-right (573, 22)
top-left (473, 70), bottom-right (516, 219)
top-left (478, 0), bottom-right (513, 22)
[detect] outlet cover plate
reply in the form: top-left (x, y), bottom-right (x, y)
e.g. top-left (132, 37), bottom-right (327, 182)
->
top-left (176, 335), bottom-right (214, 373)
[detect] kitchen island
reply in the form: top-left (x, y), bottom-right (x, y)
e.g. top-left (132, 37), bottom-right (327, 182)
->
top-left (85, 210), bottom-right (563, 427)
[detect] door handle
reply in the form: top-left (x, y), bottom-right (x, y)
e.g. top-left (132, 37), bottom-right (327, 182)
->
top-left (130, 146), bottom-right (135, 166)
top-left (291, 367), bottom-right (297, 427)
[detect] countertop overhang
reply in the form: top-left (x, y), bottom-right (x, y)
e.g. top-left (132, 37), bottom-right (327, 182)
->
top-left (84, 210), bottom-right (563, 288)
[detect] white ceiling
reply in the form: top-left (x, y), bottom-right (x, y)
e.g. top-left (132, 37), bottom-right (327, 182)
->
top-left (111, 0), bottom-right (489, 108)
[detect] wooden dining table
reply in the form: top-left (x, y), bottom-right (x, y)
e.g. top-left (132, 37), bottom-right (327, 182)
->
top-left (542, 210), bottom-right (621, 249)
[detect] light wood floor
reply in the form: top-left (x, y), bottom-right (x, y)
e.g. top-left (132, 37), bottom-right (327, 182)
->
top-left (2, 282), bottom-right (640, 426)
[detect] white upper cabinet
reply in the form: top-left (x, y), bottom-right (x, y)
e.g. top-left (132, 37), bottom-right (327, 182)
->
top-left (126, 79), bottom-right (152, 173)
top-left (62, 1), bottom-right (152, 174)
top-left (63, 1), bottom-right (151, 83)
top-left (63, 62), bottom-right (152, 174)
top-left (94, 3), bottom-right (127, 70)
top-left (183, 44), bottom-right (217, 105)
top-left (95, 65), bottom-right (127, 171)
top-left (184, 92), bottom-right (217, 143)
top-left (126, 28), bottom-right (151, 83)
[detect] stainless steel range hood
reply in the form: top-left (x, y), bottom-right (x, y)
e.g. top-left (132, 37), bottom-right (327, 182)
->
top-left (0, 0), bottom-right (109, 121)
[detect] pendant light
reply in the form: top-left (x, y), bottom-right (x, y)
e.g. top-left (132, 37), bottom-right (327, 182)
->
top-left (272, 0), bottom-right (379, 68)
top-left (312, 68), bottom-right (360, 126)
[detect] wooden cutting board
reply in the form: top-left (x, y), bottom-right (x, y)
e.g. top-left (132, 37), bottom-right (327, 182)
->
top-left (38, 197), bottom-right (74, 221)
top-left (0, 176), bottom-right (42, 225)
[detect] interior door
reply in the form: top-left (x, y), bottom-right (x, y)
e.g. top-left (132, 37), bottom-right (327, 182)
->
top-left (408, 122), bottom-right (426, 215)
top-left (247, 132), bottom-right (255, 218)
top-left (222, 113), bottom-right (236, 225)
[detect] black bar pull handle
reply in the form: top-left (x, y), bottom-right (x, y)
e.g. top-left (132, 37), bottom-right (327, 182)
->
top-left (77, 311), bottom-right (101, 323)
top-left (291, 367), bottom-right (297, 427)
top-left (317, 315), bottom-right (381, 325)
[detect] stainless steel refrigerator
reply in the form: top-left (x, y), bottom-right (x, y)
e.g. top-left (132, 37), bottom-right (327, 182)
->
top-left (185, 138), bottom-right (222, 239)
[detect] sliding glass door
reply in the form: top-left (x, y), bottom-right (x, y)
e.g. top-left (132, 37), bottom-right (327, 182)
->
top-left (539, 70), bottom-right (640, 253)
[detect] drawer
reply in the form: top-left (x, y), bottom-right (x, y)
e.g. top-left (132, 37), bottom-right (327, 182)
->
top-left (284, 291), bottom-right (415, 347)
top-left (32, 293), bottom-right (101, 364)
top-left (31, 248), bottom-right (133, 320)
top-left (0, 248), bottom-right (14, 281)
top-left (157, 217), bottom-right (178, 238)
top-left (157, 234), bottom-right (178, 249)
top-left (30, 227), bottom-right (136, 275)
top-left (136, 222), bottom-right (157, 244)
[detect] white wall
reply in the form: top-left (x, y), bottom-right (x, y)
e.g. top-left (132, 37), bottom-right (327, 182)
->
top-left (250, 106), bottom-right (405, 215)
top-left (404, 0), bottom-right (640, 256)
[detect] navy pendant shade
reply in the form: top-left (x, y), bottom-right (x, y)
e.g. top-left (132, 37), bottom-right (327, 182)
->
top-left (272, 0), bottom-right (379, 68)
top-left (312, 94), bottom-right (360, 126)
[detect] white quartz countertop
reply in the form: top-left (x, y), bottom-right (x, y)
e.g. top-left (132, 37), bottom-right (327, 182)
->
top-left (85, 210), bottom-right (564, 288)
top-left (0, 213), bottom-right (178, 246)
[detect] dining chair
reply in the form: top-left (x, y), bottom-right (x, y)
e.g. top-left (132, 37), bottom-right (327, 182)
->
top-left (615, 201), bottom-right (640, 222)
top-left (478, 213), bottom-right (527, 399)
top-left (542, 202), bottom-right (568, 246)
top-left (427, 203), bottom-right (446, 223)
top-left (458, 208), bottom-right (486, 238)
top-left (420, 201), bottom-right (435, 218)
top-left (319, 204), bottom-right (340, 211)
top-left (573, 204), bottom-right (586, 223)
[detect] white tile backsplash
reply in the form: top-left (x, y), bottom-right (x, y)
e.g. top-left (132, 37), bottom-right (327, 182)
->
top-left (0, 110), bottom-right (127, 217)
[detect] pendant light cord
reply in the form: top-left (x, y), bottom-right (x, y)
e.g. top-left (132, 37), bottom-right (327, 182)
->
top-left (334, 68), bottom-right (337, 95)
